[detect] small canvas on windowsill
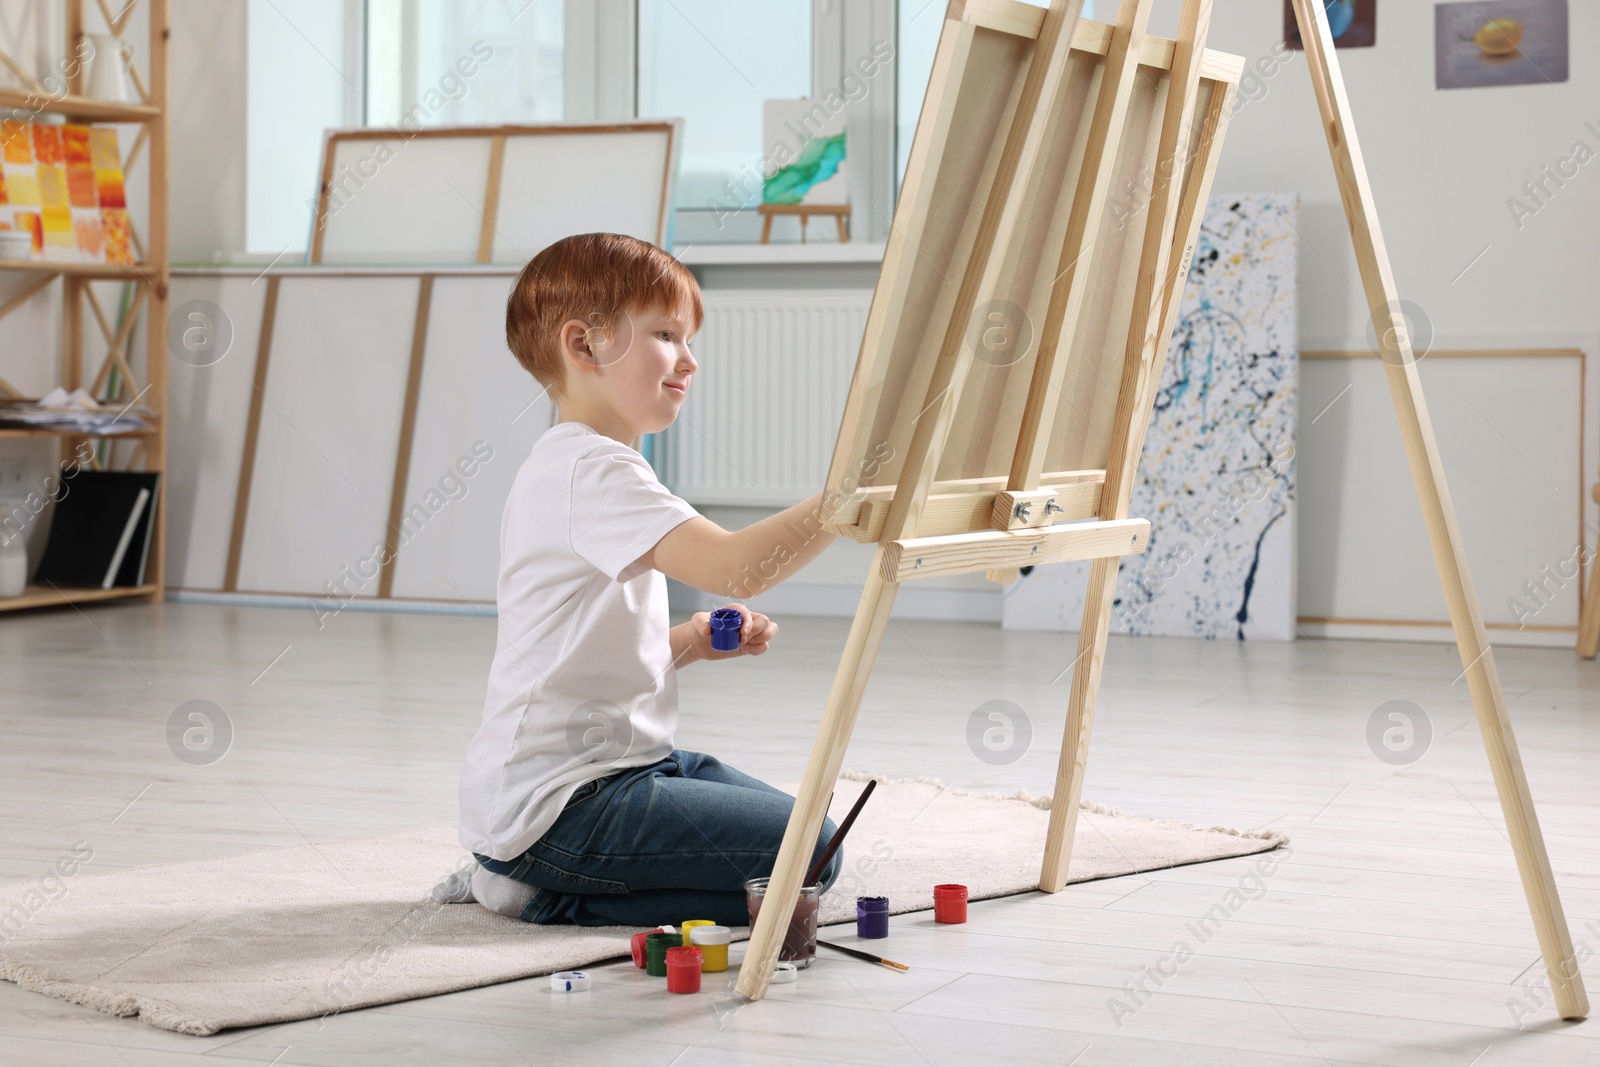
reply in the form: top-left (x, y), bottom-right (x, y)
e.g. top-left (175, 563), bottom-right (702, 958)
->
top-left (758, 99), bottom-right (850, 244)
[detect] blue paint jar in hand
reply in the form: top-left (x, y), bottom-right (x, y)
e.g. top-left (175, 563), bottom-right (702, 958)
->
top-left (709, 607), bottom-right (744, 652)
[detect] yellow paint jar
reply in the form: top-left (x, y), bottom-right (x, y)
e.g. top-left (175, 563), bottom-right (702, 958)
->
top-left (690, 924), bottom-right (731, 972)
top-left (681, 919), bottom-right (715, 947)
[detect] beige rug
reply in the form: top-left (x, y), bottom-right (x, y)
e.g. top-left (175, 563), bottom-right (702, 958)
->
top-left (0, 772), bottom-right (1286, 1035)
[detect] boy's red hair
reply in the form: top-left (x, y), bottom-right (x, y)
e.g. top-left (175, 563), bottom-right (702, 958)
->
top-left (505, 232), bottom-right (702, 399)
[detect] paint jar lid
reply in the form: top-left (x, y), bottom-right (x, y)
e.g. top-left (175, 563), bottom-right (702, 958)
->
top-left (645, 931), bottom-right (681, 964)
top-left (550, 970), bottom-right (590, 992)
top-left (933, 883), bottom-right (968, 898)
top-left (857, 895), bottom-right (889, 913)
top-left (769, 961), bottom-right (798, 984)
top-left (690, 924), bottom-right (731, 946)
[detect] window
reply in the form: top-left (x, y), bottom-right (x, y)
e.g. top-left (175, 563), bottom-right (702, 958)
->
top-left (637, 1), bottom-right (813, 216)
top-left (243, 0), bottom-right (1109, 255)
top-left (365, 0), bottom-right (564, 127)
top-left (245, 0), bottom-right (565, 255)
top-left (247, 0), bottom-right (360, 254)
top-left (895, 0), bottom-right (1076, 189)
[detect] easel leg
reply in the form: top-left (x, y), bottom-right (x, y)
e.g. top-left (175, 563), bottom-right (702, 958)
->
top-left (760, 213), bottom-right (773, 244)
top-left (1292, 0), bottom-right (1589, 1019)
top-left (1038, 555), bottom-right (1116, 892)
top-left (734, 558), bottom-right (900, 1000)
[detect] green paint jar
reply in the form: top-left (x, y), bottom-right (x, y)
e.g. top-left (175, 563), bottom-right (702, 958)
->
top-left (645, 931), bottom-right (679, 977)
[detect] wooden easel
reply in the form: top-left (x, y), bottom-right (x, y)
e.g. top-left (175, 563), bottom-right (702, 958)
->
top-left (735, 0), bottom-right (1590, 1023)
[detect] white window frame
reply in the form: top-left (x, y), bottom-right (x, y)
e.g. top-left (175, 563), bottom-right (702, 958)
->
top-left (564, 0), bottom-right (636, 123)
top-left (815, 0), bottom-right (897, 244)
top-left (580, 0), bottom-right (896, 243)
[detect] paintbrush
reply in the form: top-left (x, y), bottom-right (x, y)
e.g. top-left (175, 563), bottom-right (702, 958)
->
top-left (817, 938), bottom-right (909, 972)
top-left (804, 778), bottom-right (876, 887)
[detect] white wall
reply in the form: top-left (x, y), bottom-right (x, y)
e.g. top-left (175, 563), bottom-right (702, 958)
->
top-left (1199, 2), bottom-right (1598, 646)
top-left (1202, 2), bottom-right (1600, 344)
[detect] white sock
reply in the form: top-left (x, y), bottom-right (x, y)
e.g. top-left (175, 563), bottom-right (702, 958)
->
top-left (431, 865), bottom-right (475, 904)
top-left (470, 863), bottom-right (538, 919)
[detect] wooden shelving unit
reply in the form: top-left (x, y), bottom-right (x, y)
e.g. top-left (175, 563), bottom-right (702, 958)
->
top-left (0, 258), bottom-right (152, 279)
top-left (0, 0), bottom-right (168, 612)
top-left (0, 87), bottom-right (161, 123)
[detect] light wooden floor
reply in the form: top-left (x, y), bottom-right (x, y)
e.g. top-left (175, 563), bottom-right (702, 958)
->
top-left (0, 601), bottom-right (1595, 1066)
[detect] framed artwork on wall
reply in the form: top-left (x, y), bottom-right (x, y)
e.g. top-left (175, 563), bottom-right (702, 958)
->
top-left (1435, 0), bottom-right (1568, 90)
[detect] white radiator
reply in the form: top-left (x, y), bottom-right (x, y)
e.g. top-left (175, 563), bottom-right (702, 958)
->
top-left (658, 289), bottom-right (872, 506)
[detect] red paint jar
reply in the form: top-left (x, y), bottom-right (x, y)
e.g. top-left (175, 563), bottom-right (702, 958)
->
top-left (631, 930), bottom-right (651, 968)
top-left (665, 945), bottom-right (703, 993)
top-left (933, 883), bottom-right (968, 924)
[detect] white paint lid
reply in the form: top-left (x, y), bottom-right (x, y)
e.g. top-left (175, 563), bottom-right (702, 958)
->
top-left (690, 925), bottom-right (731, 946)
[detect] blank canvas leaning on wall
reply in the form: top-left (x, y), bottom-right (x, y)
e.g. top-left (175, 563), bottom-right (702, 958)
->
top-left (165, 275), bottom-right (270, 590)
top-left (388, 275), bottom-right (554, 602)
top-left (235, 277), bottom-right (419, 596)
top-left (1003, 192), bottom-right (1299, 640)
top-left (309, 121), bottom-right (680, 265)
top-left (492, 131), bottom-right (675, 262)
top-left (164, 270), bottom-right (552, 604)
top-left (1299, 350), bottom-right (1585, 636)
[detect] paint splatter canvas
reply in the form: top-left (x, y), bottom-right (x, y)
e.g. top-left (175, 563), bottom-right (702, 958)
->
top-left (762, 99), bottom-right (848, 206)
top-left (0, 121), bottom-right (130, 263)
top-left (1001, 192), bottom-right (1299, 641)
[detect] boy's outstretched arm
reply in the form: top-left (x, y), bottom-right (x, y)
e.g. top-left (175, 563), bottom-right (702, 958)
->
top-left (639, 489), bottom-right (838, 600)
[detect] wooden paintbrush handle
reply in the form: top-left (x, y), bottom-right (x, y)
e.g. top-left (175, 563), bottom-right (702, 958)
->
top-left (804, 778), bottom-right (876, 887)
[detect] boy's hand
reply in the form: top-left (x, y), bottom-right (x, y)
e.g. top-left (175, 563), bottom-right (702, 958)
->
top-left (689, 603), bottom-right (776, 660)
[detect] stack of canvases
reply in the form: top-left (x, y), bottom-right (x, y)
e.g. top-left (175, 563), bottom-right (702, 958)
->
top-left (0, 120), bottom-right (131, 263)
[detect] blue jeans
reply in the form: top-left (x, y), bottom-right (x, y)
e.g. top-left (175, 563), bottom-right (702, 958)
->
top-left (475, 750), bottom-right (842, 927)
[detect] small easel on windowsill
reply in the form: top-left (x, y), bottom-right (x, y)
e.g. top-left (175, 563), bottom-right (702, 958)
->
top-left (757, 202), bottom-right (851, 244)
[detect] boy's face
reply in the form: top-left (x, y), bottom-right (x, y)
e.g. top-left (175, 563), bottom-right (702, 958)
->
top-left (564, 301), bottom-right (698, 439)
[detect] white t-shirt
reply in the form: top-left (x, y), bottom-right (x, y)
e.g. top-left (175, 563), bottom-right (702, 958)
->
top-left (458, 421), bottom-right (701, 862)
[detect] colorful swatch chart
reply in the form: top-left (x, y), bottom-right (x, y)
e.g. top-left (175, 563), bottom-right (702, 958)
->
top-left (0, 121), bottom-right (131, 264)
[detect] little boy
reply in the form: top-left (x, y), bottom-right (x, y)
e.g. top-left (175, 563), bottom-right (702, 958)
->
top-left (456, 232), bottom-right (842, 927)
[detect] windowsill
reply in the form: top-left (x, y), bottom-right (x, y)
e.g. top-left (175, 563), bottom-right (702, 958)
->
top-left (672, 242), bottom-right (886, 266)
top-left (173, 241), bottom-right (890, 276)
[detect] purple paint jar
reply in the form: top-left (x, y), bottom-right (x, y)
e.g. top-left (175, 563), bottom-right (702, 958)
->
top-left (856, 895), bottom-right (889, 939)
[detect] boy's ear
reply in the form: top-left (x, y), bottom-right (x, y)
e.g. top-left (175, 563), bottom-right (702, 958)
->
top-left (578, 311), bottom-right (636, 369)
top-left (560, 318), bottom-right (596, 367)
